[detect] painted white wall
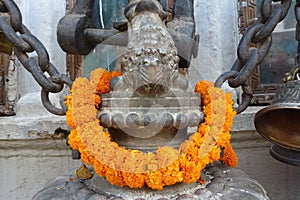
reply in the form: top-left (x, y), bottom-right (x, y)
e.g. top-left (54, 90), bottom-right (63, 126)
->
top-left (191, 0), bottom-right (239, 82)
top-left (0, 140), bottom-right (82, 200)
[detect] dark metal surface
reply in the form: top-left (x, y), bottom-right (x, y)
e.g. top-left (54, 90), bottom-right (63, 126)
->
top-left (215, 0), bottom-right (292, 114)
top-left (166, 0), bottom-right (198, 68)
top-left (0, 31), bottom-right (12, 54)
top-left (270, 144), bottom-right (300, 166)
top-left (57, 0), bottom-right (96, 55)
top-left (0, 0), bottom-right (72, 115)
top-left (255, 80), bottom-right (300, 165)
top-left (98, 0), bottom-right (202, 151)
top-left (255, 103), bottom-right (300, 150)
top-left (83, 28), bottom-right (127, 46)
top-left (0, 0), bottom-right (198, 117)
top-left (254, 1), bottom-right (300, 166)
top-left (295, 0), bottom-right (300, 75)
top-left (59, 0), bottom-right (198, 69)
top-left (296, 0), bottom-right (300, 41)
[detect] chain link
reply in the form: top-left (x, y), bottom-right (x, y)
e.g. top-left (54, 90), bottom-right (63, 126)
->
top-left (294, 0), bottom-right (300, 79)
top-left (215, 0), bottom-right (292, 114)
top-left (0, 0), bottom-right (72, 115)
top-left (295, 0), bottom-right (300, 46)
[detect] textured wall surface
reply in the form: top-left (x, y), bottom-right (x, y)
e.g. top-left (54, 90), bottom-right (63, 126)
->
top-left (190, 0), bottom-right (239, 83)
top-left (0, 139), bottom-right (82, 200)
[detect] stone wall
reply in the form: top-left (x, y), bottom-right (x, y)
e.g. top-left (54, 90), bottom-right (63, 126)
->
top-left (0, 139), bottom-right (82, 200)
top-left (0, 0), bottom-right (74, 199)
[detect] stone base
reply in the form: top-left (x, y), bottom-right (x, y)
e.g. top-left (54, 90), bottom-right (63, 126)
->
top-left (32, 162), bottom-right (269, 200)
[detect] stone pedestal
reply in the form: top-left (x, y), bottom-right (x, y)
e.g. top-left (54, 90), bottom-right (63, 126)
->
top-left (32, 162), bottom-right (269, 200)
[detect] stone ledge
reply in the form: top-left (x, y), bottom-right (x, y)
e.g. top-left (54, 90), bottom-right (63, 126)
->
top-left (0, 139), bottom-right (72, 157)
top-left (0, 130), bottom-right (270, 156)
top-left (0, 106), bottom-right (266, 140)
top-left (0, 115), bottom-right (69, 139)
top-left (0, 139), bottom-right (69, 150)
top-left (231, 130), bottom-right (271, 149)
top-left (232, 106), bottom-right (264, 132)
top-left (0, 91), bottom-right (70, 139)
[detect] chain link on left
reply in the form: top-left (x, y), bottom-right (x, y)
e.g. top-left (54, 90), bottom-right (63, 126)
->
top-left (0, 0), bottom-right (72, 115)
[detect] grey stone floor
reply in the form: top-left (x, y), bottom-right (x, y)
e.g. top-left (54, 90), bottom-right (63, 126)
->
top-left (233, 136), bottom-right (300, 200)
top-left (236, 147), bottom-right (300, 200)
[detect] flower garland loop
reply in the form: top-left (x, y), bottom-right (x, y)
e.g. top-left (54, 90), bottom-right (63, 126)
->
top-left (65, 68), bottom-right (237, 190)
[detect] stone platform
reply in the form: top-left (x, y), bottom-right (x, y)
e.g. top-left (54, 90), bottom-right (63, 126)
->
top-left (32, 162), bottom-right (269, 200)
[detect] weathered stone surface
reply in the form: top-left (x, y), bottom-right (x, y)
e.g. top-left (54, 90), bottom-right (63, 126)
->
top-left (32, 162), bottom-right (269, 200)
top-left (0, 105), bottom-right (69, 140)
top-left (0, 140), bottom-right (82, 200)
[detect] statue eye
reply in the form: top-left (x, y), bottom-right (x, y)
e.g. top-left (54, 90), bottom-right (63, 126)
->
top-left (159, 49), bottom-right (167, 55)
top-left (143, 60), bottom-right (150, 66)
top-left (145, 48), bottom-right (150, 53)
top-left (135, 48), bottom-right (142, 56)
top-left (129, 56), bottom-right (138, 64)
top-left (153, 58), bottom-right (159, 65)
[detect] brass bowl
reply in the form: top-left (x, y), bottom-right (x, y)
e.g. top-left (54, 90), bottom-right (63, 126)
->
top-left (255, 80), bottom-right (300, 166)
top-left (255, 104), bottom-right (300, 151)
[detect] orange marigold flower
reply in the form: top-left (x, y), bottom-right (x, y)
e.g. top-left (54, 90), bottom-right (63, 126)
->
top-left (105, 168), bottom-right (127, 187)
top-left (94, 94), bottom-right (101, 108)
top-left (94, 159), bottom-right (107, 176)
top-left (122, 172), bottom-right (145, 189)
top-left (220, 142), bottom-right (238, 167)
top-left (145, 170), bottom-right (163, 190)
top-left (66, 72), bottom-right (237, 190)
top-left (111, 71), bottom-right (122, 78)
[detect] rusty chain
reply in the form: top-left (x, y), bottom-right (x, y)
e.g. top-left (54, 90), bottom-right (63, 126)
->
top-left (215, 0), bottom-right (292, 114)
top-left (293, 0), bottom-right (300, 81)
top-left (295, 0), bottom-right (300, 64)
top-left (0, 0), bottom-right (72, 115)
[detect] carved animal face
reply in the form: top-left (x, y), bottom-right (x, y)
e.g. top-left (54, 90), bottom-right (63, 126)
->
top-left (116, 0), bottom-right (187, 96)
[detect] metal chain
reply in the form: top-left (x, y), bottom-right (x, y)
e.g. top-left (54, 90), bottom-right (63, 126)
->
top-left (294, 0), bottom-right (300, 80)
top-left (295, 0), bottom-right (300, 62)
top-left (0, 0), bottom-right (72, 115)
top-left (215, 0), bottom-right (292, 114)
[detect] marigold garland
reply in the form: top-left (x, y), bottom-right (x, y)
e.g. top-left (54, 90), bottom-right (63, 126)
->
top-left (65, 68), bottom-right (237, 190)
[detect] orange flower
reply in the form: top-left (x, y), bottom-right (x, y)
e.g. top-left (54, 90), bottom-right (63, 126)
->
top-left (219, 142), bottom-right (238, 167)
top-left (94, 159), bottom-right (107, 176)
top-left (145, 170), bottom-right (163, 190)
top-left (122, 172), bottom-right (145, 188)
top-left (66, 68), bottom-right (237, 190)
